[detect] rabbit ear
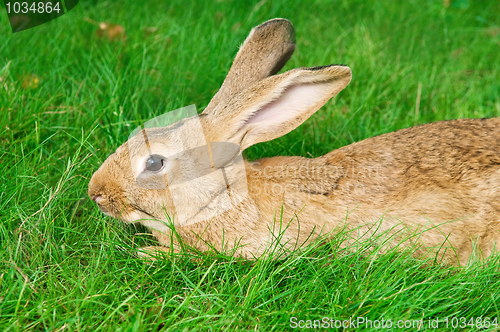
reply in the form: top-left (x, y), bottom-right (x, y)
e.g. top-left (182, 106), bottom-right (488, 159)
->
top-left (204, 18), bottom-right (296, 113)
top-left (203, 64), bottom-right (352, 150)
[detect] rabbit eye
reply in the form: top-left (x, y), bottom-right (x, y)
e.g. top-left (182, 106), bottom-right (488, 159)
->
top-left (145, 154), bottom-right (165, 172)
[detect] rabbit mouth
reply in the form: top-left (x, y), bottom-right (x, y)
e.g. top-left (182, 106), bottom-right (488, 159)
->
top-left (93, 202), bottom-right (113, 217)
top-left (89, 195), bottom-right (122, 218)
top-left (107, 203), bottom-right (160, 225)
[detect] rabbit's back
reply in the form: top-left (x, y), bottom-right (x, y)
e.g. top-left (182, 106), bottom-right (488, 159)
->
top-left (248, 118), bottom-right (500, 263)
top-left (328, 118), bottom-right (500, 202)
top-left (325, 118), bottom-right (500, 261)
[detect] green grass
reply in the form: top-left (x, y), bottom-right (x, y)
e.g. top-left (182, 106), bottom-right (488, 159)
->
top-left (1, 0), bottom-right (500, 330)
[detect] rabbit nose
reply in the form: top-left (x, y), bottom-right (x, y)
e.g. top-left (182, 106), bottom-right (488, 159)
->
top-left (91, 195), bottom-right (103, 203)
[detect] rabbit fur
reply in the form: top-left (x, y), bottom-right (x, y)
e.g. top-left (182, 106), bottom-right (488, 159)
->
top-left (88, 18), bottom-right (500, 265)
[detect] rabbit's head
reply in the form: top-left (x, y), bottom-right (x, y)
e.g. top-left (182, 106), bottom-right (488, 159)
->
top-left (88, 19), bottom-right (352, 230)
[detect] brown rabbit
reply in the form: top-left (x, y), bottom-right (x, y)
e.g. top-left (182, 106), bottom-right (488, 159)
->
top-left (88, 18), bottom-right (500, 265)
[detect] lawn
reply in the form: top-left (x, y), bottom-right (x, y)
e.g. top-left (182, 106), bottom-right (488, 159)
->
top-left (1, 0), bottom-right (500, 330)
